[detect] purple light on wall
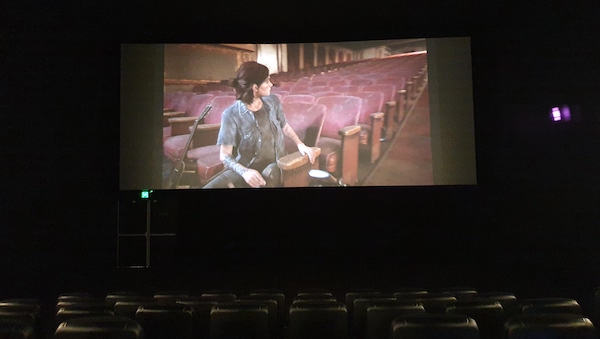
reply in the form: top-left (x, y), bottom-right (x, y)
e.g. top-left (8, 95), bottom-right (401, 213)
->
top-left (551, 107), bottom-right (561, 121)
top-left (561, 105), bottom-right (571, 121)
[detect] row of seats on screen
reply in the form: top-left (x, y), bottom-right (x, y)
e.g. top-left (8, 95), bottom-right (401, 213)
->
top-left (270, 52), bottom-right (427, 85)
top-left (3, 287), bottom-right (600, 338)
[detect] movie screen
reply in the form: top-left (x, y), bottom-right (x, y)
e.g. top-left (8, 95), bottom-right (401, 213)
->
top-left (120, 38), bottom-right (476, 190)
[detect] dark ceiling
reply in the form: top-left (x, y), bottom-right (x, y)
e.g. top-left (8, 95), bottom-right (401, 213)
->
top-left (325, 38), bottom-right (426, 51)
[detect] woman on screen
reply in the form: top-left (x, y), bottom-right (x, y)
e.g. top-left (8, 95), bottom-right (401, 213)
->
top-left (203, 61), bottom-right (315, 188)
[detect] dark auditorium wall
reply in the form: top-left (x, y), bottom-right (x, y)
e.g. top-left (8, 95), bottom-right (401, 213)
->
top-left (164, 44), bottom-right (253, 83)
top-left (2, 0), bottom-right (600, 315)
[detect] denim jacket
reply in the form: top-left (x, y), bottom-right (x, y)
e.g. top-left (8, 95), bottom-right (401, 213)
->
top-left (216, 94), bottom-right (287, 168)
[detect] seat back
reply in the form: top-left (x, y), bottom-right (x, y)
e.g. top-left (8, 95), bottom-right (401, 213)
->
top-left (135, 304), bottom-right (194, 339)
top-left (185, 94), bottom-right (214, 117)
top-left (308, 86), bottom-right (332, 94)
top-left (171, 92), bottom-right (196, 112)
top-left (519, 298), bottom-right (583, 315)
top-left (392, 314), bottom-right (480, 339)
top-left (288, 301), bottom-right (348, 339)
top-left (505, 314), bottom-right (597, 339)
top-left (316, 95), bottom-right (362, 140)
top-left (282, 102), bottom-right (326, 153)
top-left (367, 301), bottom-right (425, 339)
top-left (282, 94), bottom-right (315, 105)
top-left (334, 85), bottom-right (360, 94)
top-left (446, 299), bottom-right (504, 339)
top-left (362, 84), bottom-right (397, 103)
top-left (204, 96), bottom-right (236, 125)
top-left (350, 78), bottom-right (374, 86)
top-left (351, 91), bottom-right (384, 125)
top-left (54, 316), bottom-right (144, 339)
top-left (210, 301), bottom-right (270, 339)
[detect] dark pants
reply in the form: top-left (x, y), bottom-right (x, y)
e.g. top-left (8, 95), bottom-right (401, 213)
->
top-left (203, 163), bottom-right (281, 189)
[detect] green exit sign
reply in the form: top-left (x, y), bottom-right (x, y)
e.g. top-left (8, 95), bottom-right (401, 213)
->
top-left (140, 190), bottom-right (152, 199)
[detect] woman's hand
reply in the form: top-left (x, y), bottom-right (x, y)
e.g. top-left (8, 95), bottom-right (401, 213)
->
top-left (297, 143), bottom-right (316, 164)
top-left (242, 168), bottom-right (267, 188)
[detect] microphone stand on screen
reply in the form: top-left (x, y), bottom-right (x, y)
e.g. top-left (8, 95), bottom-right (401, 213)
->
top-left (167, 105), bottom-right (212, 189)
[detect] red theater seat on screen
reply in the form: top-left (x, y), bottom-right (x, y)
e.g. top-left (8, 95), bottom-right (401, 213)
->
top-left (169, 95), bottom-right (236, 186)
top-left (351, 78), bottom-right (374, 86)
top-left (281, 102), bottom-right (326, 154)
top-left (282, 94), bottom-right (315, 105)
top-left (334, 85), bottom-right (360, 94)
top-left (352, 91), bottom-right (385, 163)
top-left (308, 86), bottom-right (332, 94)
top-left (314, 91), bottom-right (342, 100)
top-left (163, 93), bottom-right (214, 141)
top-left (163, 95), bottom-right (235, 162)
top-left (314, 95), bottom-right (362, 185)
top-left (361, 84), bottom-right (398, 137)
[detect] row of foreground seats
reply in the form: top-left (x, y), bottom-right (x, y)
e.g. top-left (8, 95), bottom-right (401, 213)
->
top-left (2, 287), bottom-right (600, 338)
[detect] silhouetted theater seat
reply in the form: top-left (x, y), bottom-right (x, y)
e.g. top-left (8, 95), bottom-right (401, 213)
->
top-left (442, 287), bottom-right (478, 300)
top-left (0, 319), bottom-right (35, 339)
top-left (176, 300), bottom-right (217, 339)
top-left (446, 299), bottom-right (504, 339)
top-left (476, 292), bottom-right (519, 318)
top-left (344, 290), bottom-right (381, 315)
top-left (393, 288), bottom-right (428, 299)
top-left (57, 293), bottom-right (96, 303)
top-left (199, 292), bottom-right (237, 303)
top-left (153, 291), bottom-right (189, 303)
top-left (391, 313), bottom-right (480, 339)
top-left (135, 304), bottom-right (194, 339)
top-left (0, 300), bottom-right (41, 337)
top-left (54, 316), bottom-right (144, 339)
top-left (403, 294), bottom-right (458, 314)
top-left (0, 312), bottom-right (36, 334)
top-left (55, 299), bottom-right (106, 314)
top-left (210, 301), bottom-right (270, 339)
top-left (104, 292), bottom-right (147, 309)
top-left (314, 95), bottom-right (362, 185)
top-left (504, 314), bottom-right (597, 339)
top-left (519, 298), bottom-right (583, 315)
top-left (55, 305), bottom-right (114, 329)
top-left (288, 300), bottom-right (348, 339)
top-left (113, 298), bottom-right (155, 320)
top-left (238, 296), bottom-right (279, 338)
top-left (352, 294), bottom-right (396, 339)
top-left (293, 291), bottom-right (336, 302)
top-left (366, 300), bottom-right (425, 339)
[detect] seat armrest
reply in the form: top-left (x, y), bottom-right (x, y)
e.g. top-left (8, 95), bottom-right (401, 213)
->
top-left (384, 101), bottom-right (397, 137)
top-left (368, 112), bottom-right (384, 163)
top-left (277, 147), bottom-right (321, 171)
top-left (339, 125), bottom-right (361, 137)
top-left (169, 116), bottom-right (196, 136)
top-left (337, 125), bottom-right (361, 186)
top-left (163, 111), bottom-right (186, 127)
top-left (277, 147), bottom-right (321, 187)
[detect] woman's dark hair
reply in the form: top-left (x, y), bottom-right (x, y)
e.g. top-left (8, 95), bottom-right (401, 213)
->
top-left (229, 61), bottom-right (270, 105)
